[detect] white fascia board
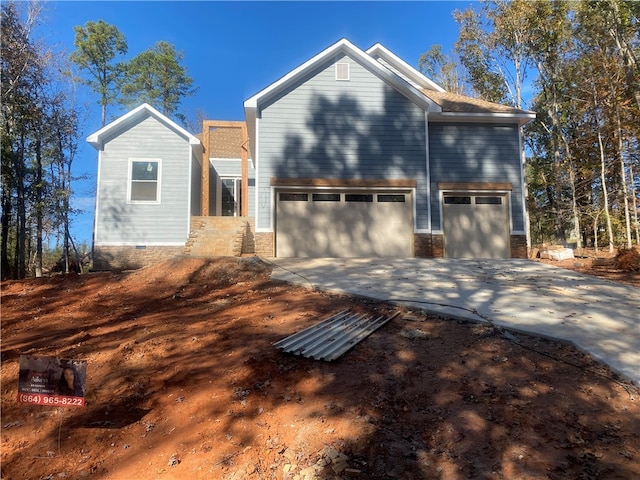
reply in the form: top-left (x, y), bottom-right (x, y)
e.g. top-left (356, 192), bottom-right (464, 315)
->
top-left (93, 149), bottom-right (103, 243)
top-left (186, 143), bottom-right (194, 236)
top-left (366, 43), bottom-right (446, 93)
top-left (244, 38), bottom-right (358, 110)
top-left (87, 103), bottom-right (202, 150)
top-left (243, 38), bottom-right (441, 116)
top-left (429, 111), bottom-right (536, 126)
top-left (244, 105), bottom-right (257, 160)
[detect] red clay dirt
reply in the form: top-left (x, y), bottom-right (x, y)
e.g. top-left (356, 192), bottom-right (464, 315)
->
top-left (1, 255), bottom-right (639, 480)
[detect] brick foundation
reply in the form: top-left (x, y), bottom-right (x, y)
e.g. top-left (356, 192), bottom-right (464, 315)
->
top-left (94, 231), bottom-right (528, 268)
top-left (93, 245), bottom-right (184, 271)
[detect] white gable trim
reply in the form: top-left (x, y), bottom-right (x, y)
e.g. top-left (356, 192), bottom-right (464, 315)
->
top-left (244, 38), bottom-right (441, 115)
top-left (87, 103), bottom-right (202, 151)
top-left (366, 43), bottom-right (446, 93)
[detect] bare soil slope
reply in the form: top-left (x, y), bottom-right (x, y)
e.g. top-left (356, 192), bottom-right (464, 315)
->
top-left (1, 256), bottom-right (639, 480)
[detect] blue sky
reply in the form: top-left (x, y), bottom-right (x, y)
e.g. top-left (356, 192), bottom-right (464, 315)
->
top-left (37, 1), bottom-right (472, 245)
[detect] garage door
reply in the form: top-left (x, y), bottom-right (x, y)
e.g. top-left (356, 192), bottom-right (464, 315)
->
top-left (276, 190), bottom-right (413, 257)
top-left (442, 194), bottom-right (509, 258)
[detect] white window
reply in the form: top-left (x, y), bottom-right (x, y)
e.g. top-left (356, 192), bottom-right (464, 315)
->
top-left (128, 159), bottom-right (161, 203)
top-left (335, 62), bottom-right (350, 81)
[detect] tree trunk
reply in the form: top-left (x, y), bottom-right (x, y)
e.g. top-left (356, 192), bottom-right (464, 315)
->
top-left (546, 100), bottom-right (566, 245)
top-left (597, 129), bottom-right (615, 253)
top-left (593, 211), bottom-right (600, 256)
top-left (1, 184), bottom-right (11, 280)
top-left (16, 128), bottom-right (26, 279)
top-left (35, 133), bottom-right (43, 278)
top-left (629, 161), bottom-right (640, 245)
top-left (569, 162), bottom-right (581, 250)
top-left (615, 105), bottom-right (632, 249)
top-left (607, 0), bottom-right (640, 112)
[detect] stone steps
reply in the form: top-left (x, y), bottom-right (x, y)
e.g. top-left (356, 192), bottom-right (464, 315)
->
top-left (185, 216), bottom-right (255, 257)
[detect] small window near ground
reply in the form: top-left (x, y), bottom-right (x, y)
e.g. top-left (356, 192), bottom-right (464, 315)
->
top-left (476, 196), bottom-right (502, 205)
top-left (345, 194), bottom-right (373, 202)
top-left (378, 194), bottom-right (405, 203)
top-left (312, 193), bottom-right (340, 202)
top-left (444, 196), bottom-right (471, 205)
top-left (130, 159), bottom-right (160, 202)
top-left (279, 193), bottom-right (308, 201)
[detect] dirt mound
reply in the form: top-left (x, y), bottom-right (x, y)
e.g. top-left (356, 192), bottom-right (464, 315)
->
top-left (123, 256), bottom-right (272, 290)
top-left (614, 247), bottom-right (640, 272)
top-left (2, 257), bottom-right (639, 479)
top-left (535, 247), bottom-right (639, 288)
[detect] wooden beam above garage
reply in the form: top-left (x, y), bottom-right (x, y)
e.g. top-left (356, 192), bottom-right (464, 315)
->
top-left (271, 178), bottom-right (418, 188)
top-left (438, 182), bottom-right (513, 191)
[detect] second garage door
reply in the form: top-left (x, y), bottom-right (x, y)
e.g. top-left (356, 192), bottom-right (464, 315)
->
top-left (276, 190), bottom-right (413, 257)
top-left (442, 193), bottom-right (510, 258)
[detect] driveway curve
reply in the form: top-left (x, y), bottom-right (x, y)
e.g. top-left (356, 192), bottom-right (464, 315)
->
top-left (270, 258), bottom-right (640, 386)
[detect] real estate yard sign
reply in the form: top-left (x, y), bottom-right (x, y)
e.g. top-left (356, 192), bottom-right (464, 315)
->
top-left (18, 355), bottom-right (87, 407)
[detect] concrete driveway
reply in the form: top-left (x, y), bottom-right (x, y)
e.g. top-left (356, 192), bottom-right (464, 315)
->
top-left (269, 258), bottom-right (640, 386)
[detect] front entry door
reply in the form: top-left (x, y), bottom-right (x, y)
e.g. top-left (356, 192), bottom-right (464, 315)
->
top-left (221, 177), bottom-right (242, 216)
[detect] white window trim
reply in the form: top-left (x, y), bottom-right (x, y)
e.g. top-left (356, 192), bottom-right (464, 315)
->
top-left (127, 158), bottom-right (162, 204)
top-left (335, 62), bottom-right (350, 81)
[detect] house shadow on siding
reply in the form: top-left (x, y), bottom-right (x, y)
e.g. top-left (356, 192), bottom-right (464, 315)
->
top-left (272, 90), bottom-right (426, 258)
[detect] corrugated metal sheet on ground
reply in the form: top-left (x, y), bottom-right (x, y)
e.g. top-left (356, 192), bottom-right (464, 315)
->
top-left (274, 310), bottom-right (399, 361)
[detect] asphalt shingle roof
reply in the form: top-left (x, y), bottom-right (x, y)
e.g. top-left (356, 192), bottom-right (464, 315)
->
top-left (421, 89), bottom-right (534, 115)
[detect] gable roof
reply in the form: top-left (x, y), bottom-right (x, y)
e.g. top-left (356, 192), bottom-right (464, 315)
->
top-left (244, 38), bottom-right (439, 113)
top-left (366, 42), bottom-right (446, 93)
top-left (243, 39), bottom-right (536, 147)
top-left (243, 38), bottom-right (442, 155)
top-left (87, 103), bottom-right (202, 151)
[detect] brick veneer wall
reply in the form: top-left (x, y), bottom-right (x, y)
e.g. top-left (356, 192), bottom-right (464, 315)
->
top-left (427, 234), bottom-right (527, 259)
top-left (510, 234), bottom-right (528, 259)
top-left (254, 232), bottom-right (274, 257)
top-left (93, 246), bottom-right (184, 271)
top-left (431, 234), bottom-right (445, 258)
top-left (414, 233), bottom-right (432, 257)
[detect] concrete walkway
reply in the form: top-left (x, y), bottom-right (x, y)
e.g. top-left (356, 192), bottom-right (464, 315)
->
top-left (270, 258), bottom-right (640, 386)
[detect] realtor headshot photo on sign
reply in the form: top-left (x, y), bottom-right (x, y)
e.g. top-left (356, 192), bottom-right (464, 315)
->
top-left (56, 363), bottom-right (84, 397)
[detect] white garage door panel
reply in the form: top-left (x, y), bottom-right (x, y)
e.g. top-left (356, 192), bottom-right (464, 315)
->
top-left (276, 191), bottom-right (412, 258)
top-left (443, 195), bottom-right (509, 259)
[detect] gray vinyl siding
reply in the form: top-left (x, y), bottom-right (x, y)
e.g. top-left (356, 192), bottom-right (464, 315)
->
top-left (211, 159), bottom-right (256, 217)
top-left (429, 123), bottom-right (524, 231)
top-left (256, 53), bottom-right (427, 230)
top-left (96, 114), bottom-right (191, 244)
